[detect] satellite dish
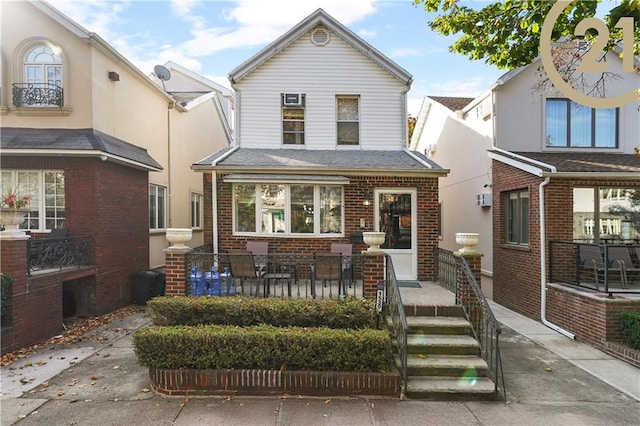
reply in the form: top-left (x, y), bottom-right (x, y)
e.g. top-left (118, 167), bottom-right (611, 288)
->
top-left (153, 65), bottom-right (171, 91)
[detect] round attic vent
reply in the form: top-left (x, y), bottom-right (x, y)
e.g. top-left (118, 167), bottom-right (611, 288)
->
top-left (311, 27), bottom-right (330, 46)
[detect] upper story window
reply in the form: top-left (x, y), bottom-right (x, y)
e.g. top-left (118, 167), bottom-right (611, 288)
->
top-left (233, 183), bottom-right (343, 236)
top-left (282, 93), bottom-right (305, 145)
top-left (504, 189), bottom-right (529, 245)
top-left (1, 170), bottom-right (65, 231)
top-left (13, 43), bottom-right (64, 108)
top-left (546, 99), bottom-right (617, 148)
top-left (149, 184), bottom-right (166, 230)
top-left (337, 96), bottom-right (359, 145)
top-left (191, 192), bottom-right (202, 229)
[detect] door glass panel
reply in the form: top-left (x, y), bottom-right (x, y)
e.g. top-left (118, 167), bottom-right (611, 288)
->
top-left (378, 193), bottom-right (412, 249)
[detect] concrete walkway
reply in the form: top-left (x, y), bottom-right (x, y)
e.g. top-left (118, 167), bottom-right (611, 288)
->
top-left (1, 286), bottom-right (639, 425)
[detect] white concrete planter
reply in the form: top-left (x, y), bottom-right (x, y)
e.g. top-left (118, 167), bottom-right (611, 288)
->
top-left (0, 210), bottom-right (26, 235)
top-left (166, 228), bottom-right (192, 248)
top-left (455, 232), bottom-right (479, 254)
top-left (362, 231), bottom-right (386, 252)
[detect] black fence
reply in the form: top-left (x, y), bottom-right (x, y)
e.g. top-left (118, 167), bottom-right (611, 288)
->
top-left (27, 235), bottom-right (91, 275)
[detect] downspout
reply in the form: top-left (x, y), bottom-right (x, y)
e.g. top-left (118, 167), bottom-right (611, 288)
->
top-left (210, 146), bottom-right (239, 255)
top-left (539, 177), bottom-right (575, 339)
top-left (167, 102), bottom-right (175, 227)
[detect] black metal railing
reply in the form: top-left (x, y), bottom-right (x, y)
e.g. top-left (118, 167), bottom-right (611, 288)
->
top-left (384, 255), bottom-right (409, 394)
top-left (549, 241), bottom-right (640, 295)
top-left (185, 251), bottom-right (365, 300)
top-left (436, 248), bottom-right (505, 400)
top-left (27, 235), bottom-right (91, 275)
top-left (12, 83), bottom-right (63, 107)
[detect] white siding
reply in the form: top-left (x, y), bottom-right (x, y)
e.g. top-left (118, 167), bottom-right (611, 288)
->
top-left (236, 28), bottom-right (408, 150)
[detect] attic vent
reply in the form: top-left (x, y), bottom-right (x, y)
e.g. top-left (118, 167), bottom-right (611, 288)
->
top-left (311, 27), bottom-right (330, 46)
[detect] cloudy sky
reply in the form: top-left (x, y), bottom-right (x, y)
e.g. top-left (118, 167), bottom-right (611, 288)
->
top-left (46, 0), bottom-right (511, 116)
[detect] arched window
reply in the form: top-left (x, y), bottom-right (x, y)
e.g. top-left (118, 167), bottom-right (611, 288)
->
top-left (13, 43), bottom-right (63, 107)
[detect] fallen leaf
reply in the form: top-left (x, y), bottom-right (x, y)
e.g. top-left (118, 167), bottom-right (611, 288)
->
top-left (417, 354), bottom-right (428, 359)
top-left (142, 388), bottom-right (150, 393)
top-left (90, 375), bottom-right (99, 381)
top-left (324, 399), bottom-right (332, 404)
top-left (544, 367), bottom-right (554, 372)
top-left (57, 391), bottom-right (65, 397)
top-left (112, 365), bottom-right (120, 370)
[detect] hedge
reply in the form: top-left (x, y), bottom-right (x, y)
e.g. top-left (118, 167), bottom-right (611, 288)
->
top-left (133, 324), bottom-right (393, 372)
top-left (0, 273), bottom-right (11, 317)
top-left (147, 296), bottom-right (377, 329)
top-left (619, 311), bottom-right (640, 350)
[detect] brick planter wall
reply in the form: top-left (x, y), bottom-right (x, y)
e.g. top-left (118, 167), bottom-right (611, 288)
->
top-left (149, 368), bottom-right (400, 397)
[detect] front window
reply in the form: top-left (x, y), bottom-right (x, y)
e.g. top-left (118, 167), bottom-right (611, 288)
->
top-left (14, 44), bottom-right (63, 107)
top-left (504, 190), bottom-right (529, 245)
top-left (149, 184), bottom-right (166, 230)
top-left (233, 183), bottom-right (343, 236)
top-left (282, 93), bottom-right (305, 145)
top-left (1, 170), bottom-right (65, 231)
top-left (337, 96), bottom-right (359, 145)
top-left (191, 193), bottom-right (202, 229)
top-left (573, 187), bottom-right (640, 243)
top-left (546, 99), bottom-right (617, 148)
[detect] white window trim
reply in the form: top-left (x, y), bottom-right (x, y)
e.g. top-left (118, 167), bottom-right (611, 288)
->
top-left (336, 95), bottom-right (360, 146)
top-left (149, 183), bottom-right (167, 231)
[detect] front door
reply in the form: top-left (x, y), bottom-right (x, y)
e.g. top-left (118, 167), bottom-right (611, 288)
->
top-left (375, 189), bottom-right (417, 280)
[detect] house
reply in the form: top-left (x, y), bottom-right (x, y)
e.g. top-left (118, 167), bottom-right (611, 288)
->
top-left (411, 51), bottom-right (640, 353)
top-left (0, 1), bottom-right (231, 353)
top-left (192, 9), bottom-right (448, 281)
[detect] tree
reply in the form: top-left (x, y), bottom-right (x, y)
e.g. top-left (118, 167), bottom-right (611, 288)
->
top-left (414, 0), bottom-right (639, 154)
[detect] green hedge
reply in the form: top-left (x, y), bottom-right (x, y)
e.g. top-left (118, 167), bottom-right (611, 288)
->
top-left (133, 324), bottom-right (392, 372)
top-left (147, 296), bottom-right (377, 329)
top-left (0, 273), bottom-right (11, 317)
top-left (619, 311), bottom-right (640, 350)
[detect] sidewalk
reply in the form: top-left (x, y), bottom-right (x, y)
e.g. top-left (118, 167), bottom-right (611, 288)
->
top-left (1, 296), bottom-right (639, 425)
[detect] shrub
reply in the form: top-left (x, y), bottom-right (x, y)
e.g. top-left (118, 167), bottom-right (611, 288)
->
top-left (147, 296), bottom-right (377, 329)
top-left (619, 311), bottom-right (640, 350)
top-left (0, 273), bottom-right (11, 317)
top-left (133, 324), bottom-right (392, 372)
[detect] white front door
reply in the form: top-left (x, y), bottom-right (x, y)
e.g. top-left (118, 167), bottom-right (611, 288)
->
top-left (374, 189), bottom-right (417, 280)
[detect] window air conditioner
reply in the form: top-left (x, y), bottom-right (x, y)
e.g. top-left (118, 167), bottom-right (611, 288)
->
top-left (476, 193), bottom-right (492, 207)
top-left (283, 93), bottom-right (303, 106)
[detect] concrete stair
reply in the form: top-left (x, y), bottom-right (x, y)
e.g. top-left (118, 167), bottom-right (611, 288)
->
top-left (394, 304), bottom-right (497, 400)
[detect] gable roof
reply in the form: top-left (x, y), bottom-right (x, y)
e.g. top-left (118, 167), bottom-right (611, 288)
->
top-left (428, 96), bottom-right (474, 112)
top-left (228, 8), bottom-right (412, 86)
top-left (193, 147), bottom-right (447, 177)
top-left (488, 150), bottom-right (640, 178)
top-left (0, 128), bottom-right (163, 171)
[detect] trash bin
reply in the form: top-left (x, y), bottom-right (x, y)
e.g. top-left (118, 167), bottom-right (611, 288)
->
top-left (153, 267), bottom-right (166, 297)
top-left (132, 270), bottom-right (159, 306)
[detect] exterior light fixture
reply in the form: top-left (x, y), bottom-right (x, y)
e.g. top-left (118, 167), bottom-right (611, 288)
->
top-left (362, 191), bottom-right (372, 206)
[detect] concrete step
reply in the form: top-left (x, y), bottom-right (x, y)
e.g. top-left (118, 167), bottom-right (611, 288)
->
top-left (406, 334), bottom-right (480, 356)
top-left (406, 316), bottom-right (472, 335)
top-left (405, 376), bottom-right (497, 400)
top-left (403, 304), bottom-right (465, 318)
top-left (401, 354), bottom-right (488, 377)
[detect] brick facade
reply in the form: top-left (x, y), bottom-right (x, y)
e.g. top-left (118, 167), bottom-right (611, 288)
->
top-left (202, 173), bottom-right (440, 281)
top-left (492, 159), bottom-right (640, 349)
top-left (1, 156), bottom-right (150, 354)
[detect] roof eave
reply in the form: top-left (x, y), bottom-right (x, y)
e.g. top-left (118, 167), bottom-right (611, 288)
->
top-left (0, 149), bottom-right (163, 172)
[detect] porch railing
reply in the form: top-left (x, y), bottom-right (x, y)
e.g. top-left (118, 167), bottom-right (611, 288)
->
top-left (27, 235), bottom-right (92, 275)
top-left (185, 251), bottom-right (365, 300)
top-left (12, 83), bottom-right (64, 107)
top-left (435, 248), bottom-right (505, 400)
top-left (383, 254), bottom-right (409, 394)
top-left (549, 241), bottom-right (640, 295)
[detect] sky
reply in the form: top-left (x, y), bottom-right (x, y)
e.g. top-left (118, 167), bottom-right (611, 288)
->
top-left (44, 0), bottom-right (591, 116)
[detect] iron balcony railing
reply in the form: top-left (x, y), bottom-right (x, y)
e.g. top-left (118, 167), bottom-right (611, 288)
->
top-left (436, 248), bottom-right (505, 401)
top-left (12, 83), bottom-right (64, 107)
top-left (185, 250), bottom-right (365, 300)
top-left (549, 241), bottom-right (640, 295)
top-left (27, 235), bottom-right (91, 275)
top-left (383, 255), bottom-right (409, 394)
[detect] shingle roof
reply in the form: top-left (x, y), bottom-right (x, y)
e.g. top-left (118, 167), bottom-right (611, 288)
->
top-left (498, 151), bottom-right (640, 174)
top-left (194, 148), bottom-right (447, 175)
top-left (0, 128), bottom-right (163, 170)
top-left (428, 96), bottom-right (475, 112)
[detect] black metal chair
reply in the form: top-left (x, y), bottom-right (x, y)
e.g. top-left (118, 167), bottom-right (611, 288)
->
top-left (311, 252), bottom-right (344, 298)
top-left (226, 250), bottom-right (265, 296)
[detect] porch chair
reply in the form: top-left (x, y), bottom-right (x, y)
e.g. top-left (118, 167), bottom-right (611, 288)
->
top-left (578, 244), bottom-right (606, 291)
top-left (607, 246), bottom-right (640, 288)
top-left (226, 250), bottom-right (266, 296)
top-left (330, 243), bottom-right (354, 290)
top-left (311, 252), bottom-right (344, 298)
top-left (246, 241), bottom-right (269, 272)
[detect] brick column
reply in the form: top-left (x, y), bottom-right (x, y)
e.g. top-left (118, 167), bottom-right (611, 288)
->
top-left (0, 233), bottom-right (30, 354)
top-left (362, 251), bottom-right (385, 298)
top-left (164, 247), bottom-right (192, 296)
top-left (455, 252), bottom-right (483, 289)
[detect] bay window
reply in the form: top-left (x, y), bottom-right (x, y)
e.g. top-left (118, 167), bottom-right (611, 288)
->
top-left (233, 183), bottom-right (343, 236)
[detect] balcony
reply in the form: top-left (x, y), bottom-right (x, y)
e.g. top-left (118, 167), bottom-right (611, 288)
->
top-left (27, 234), bottom-right (92, 276)
top-left (12, 83), bottom-right (63, 107)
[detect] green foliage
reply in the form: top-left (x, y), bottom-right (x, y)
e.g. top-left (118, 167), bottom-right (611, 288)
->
top-left (619, 311), bottom-right (640, 349)
top-left (414, 0), bottom-right (638, 69)
top-left (0, 273), bottom-right (12, 317)
top-left (133, 324), bottom-right (393, 372)
top-left (147, 296), bottom-right (377, 329)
